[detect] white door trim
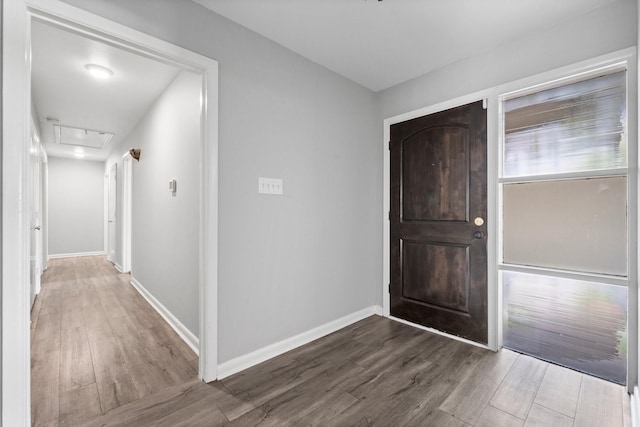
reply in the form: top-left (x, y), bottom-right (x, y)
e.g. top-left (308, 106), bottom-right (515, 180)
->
top-left (107, 163), bottom-right (117, 264)
top-left (4, 1), bottom-right (220, 424)
top-left (3, 0), bottom-right (31, 424)
top-left (121, 152), bottom-right (133, 273)
top-left (382, 88), bottom-right (500, 352)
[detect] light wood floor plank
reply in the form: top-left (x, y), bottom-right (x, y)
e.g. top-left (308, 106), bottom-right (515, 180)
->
top-left (60, 325), bottom-right (95, 391)
top-left (575, 374), bottom-right (624, 426)
top-left (489, 354), bottom-right (548, 419)
top-left (89, 337), bottom-right (140, 412)
top-left (533, 363), bottom-right (582, 418)
top-left (82, 303), bottom-right (115, 343)
top-left (439, 348), bottom-right (518, 424)
top-left (32, 311), bottom-right (61, 351)
top-left (31, 350), bottom-right (61, 427)
top-left (59, 383), bottom-right (103, 426)
top-left (197, 381), bottom-right (256, 421)
top-left (128, 359), bottom-right (179, 399)
top-left (476, 405), bottom-right (524, 427)
top-left (523, 404), bottom-right (573, 427)
top-left (85, 380), bottom-right (226, 427)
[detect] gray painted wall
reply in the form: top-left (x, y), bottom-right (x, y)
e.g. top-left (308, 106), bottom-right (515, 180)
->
top-left (48, 157), bottom-right (104, 256)
top-left (106, 71), bottom-right (201, 336)
top-left (377, 0), bottom-right (637, 120)
top-left (79, 0), bottom-right (380, 363)
top-left (60, 0), bottom-right (636, 367)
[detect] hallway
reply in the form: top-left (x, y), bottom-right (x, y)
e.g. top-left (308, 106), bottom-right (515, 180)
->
top-left (31, 256), bottom-right (631, 426)
top-left (31, 256), bottom-right (199, 425)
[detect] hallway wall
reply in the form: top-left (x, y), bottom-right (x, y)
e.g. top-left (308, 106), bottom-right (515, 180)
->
top-left (106, 70), bottom-right (201, 336)
top-left (48, 156), bottom-right (104, 256)
top-left (68, 0), bottom-right (380, 364)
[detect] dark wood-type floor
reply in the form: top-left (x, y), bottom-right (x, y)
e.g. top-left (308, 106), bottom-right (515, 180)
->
top-left (32, 256), bottom-right (631, 426)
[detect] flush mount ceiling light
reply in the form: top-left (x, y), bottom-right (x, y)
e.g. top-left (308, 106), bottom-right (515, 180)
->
top-left (84, 64), bottom-right (114, 79)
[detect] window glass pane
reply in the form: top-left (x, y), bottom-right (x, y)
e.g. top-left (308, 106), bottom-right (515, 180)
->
top-left (503, 271), bottom-right (627, 384)
top-left (504, 71), bottom-right (627, 177)
top-left (503, 176), bottom-right (627, 276)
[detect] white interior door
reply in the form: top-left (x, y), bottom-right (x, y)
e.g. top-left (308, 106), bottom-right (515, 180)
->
top-left (107, 163), bottom-right (117, 263)
top-left (29, 125), bottom-right (42, 308)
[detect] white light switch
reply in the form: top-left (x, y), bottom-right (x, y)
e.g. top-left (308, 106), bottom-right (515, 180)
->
top-left (258, 177), bottom-right (283, 195)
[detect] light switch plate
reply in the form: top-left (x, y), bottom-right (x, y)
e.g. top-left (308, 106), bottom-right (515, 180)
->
top-left (258, 177), bottom-right (283, 195)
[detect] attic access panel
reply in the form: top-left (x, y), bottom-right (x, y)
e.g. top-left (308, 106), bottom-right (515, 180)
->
top-left (54, 124), bottom-right (114, 149)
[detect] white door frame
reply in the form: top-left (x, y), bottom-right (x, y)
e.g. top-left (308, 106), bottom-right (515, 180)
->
top-left (121, 152), bottom-right (133, 273)
top-left (107, 163), bottom-right (117, 264)
top-left (3, 0), bottom-right (31, 424)
top-left (3, 1), bottom-right (219, 424)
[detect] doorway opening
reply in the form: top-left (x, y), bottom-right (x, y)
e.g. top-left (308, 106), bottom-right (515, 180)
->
top-left (10, 0), bottom-right (221, 423)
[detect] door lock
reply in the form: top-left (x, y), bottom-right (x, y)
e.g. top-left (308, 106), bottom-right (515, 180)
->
top-left (473, 231), bottom-right (484, 239)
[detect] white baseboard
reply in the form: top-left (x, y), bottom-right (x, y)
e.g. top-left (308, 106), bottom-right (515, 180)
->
top-left (49, 251), bottom-right (106, 259)
top-left (113, 263), bottom-right (124, 273)
top-left (388, 315), bottom-right (491, 351)
top-left (129, 276), bottom-right (199, 356)
top-left (217, 305), bottom-right (383, 380)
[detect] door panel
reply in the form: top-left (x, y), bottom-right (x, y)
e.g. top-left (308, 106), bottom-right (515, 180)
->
top-left (390, 101), bottom-right (487, 344)
top-left (401, 240), bottom-right (470, 313)
top-left (402, 126), bottom-right (469, 222)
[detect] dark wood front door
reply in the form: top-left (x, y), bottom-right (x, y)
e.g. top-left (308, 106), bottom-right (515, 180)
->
top-left (390, 100), bottom-right (488, 344)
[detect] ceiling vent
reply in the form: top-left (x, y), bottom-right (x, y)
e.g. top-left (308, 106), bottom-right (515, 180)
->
top-left (54, 124), bottom-right (114, 149)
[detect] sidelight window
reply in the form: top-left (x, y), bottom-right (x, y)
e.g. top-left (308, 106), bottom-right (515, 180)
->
top-left (500, 68), bottom-right (629, 384)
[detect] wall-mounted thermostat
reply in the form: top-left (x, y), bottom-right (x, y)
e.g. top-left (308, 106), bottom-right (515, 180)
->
top-left (169, 179), bottom-right (177, 193)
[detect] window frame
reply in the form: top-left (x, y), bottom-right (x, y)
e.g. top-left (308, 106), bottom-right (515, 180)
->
top-left (495, 50), bottom-right (637, 389)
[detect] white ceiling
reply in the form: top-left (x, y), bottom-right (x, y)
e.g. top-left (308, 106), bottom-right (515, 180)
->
top-left (31, 20), bottom-right (181, 161)
top-left (194, 0), bottom-right (617, 92)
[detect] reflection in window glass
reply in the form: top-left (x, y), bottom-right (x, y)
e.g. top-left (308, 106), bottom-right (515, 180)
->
top-left (504, 71), bottom-right (627, 177)
top-left (503, 271), bottom-right (627, 384)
